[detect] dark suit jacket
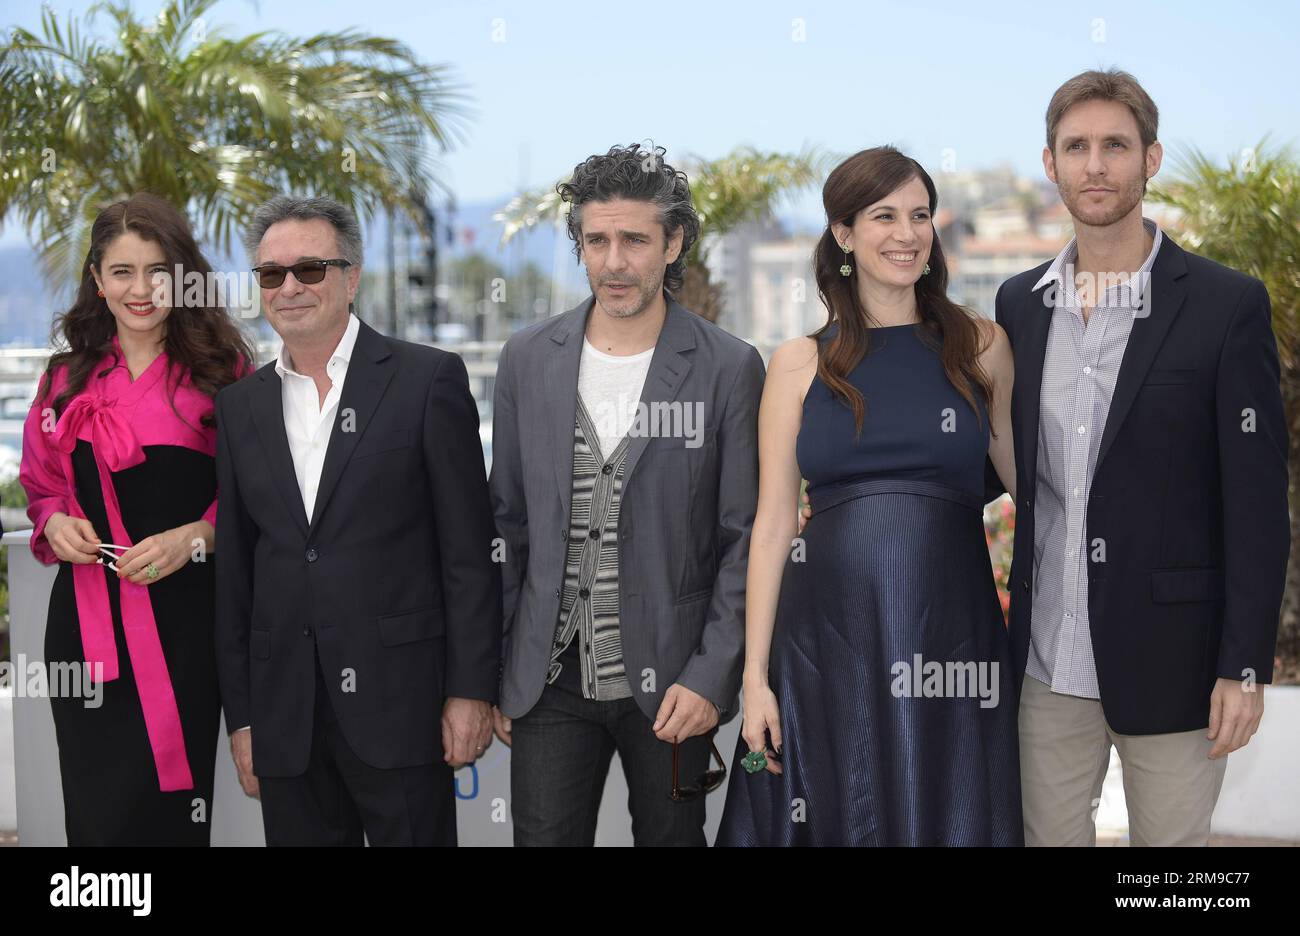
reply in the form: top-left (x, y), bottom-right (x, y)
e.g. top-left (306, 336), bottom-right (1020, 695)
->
top-left (214, 317), bottom-right (502, 776)
top-left (987, 235), bottom-right (1289, 734)
top-left (490, 296), bottom-right (764, 724)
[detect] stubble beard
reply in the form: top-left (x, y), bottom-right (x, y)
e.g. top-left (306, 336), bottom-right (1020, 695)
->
top-left (1061, 171), bottom-right (1147, 229)
top-left (591, 269), bottom-right (665, 320)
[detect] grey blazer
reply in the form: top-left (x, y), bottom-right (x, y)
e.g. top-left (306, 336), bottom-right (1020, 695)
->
top-left (490, 295), bottom-right (765, 724)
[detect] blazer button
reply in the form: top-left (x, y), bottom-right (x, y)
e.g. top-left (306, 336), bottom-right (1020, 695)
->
top-left (560, 530), bottom-right (567, 541)
top-left (601, 464), bottom-right (613, 475)
top-left (554, 587), bottom-right (560, 598)
top-left (1022, 498), bottom-right (1032, 510)
top-left (305, 547), bottom-right (318, 562)
top-left (1022, 579), bottom-right (1030, 592)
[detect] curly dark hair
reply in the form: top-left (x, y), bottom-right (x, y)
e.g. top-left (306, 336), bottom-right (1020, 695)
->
top-left (556, 142), bottom-right (699, 295)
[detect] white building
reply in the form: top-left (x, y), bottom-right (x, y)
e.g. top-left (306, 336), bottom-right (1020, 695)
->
top-left (748, 235), bottom-right (822, 350)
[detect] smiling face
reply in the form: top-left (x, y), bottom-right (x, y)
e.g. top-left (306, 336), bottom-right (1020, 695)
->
top-left (833, 175), bottom-right (934, 289)
top-left (578, 197), bottom-right (683, 319)
top-left (91, 231), bottom-right (172, 342)
top-left (254, 217), bottom-right (359, 343)
top-left (1044, 98), bottom-right (1162, 228)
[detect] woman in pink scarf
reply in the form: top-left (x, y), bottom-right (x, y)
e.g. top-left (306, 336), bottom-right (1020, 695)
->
top-left (20, 193), bottom-right (255, 845)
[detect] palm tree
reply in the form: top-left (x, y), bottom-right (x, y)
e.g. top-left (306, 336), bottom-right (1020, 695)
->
top-left (1150, 140), bottom-right (1300, 678)
top-left (0, 0), bottom-right (469, 284)
top-left (494, 145), bottom-right (831, 322)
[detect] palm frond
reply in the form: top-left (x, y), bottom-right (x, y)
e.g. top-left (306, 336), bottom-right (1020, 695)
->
top-left (1, 0), bottom-right (471, 286)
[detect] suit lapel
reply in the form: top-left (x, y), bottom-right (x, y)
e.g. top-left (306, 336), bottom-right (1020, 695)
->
top-left (544, 301), bottom-right (587, 519)
top-left (620, 299), bottom-right (695, 484)
top-left (1094, 238), bottom-right (1188, 471)
top-left (1016, 287), bottom-right (1054, 493)
top-left (307, 320), bottom-right (395, 539)
top-left (251, 364), bottom-right (311, 537)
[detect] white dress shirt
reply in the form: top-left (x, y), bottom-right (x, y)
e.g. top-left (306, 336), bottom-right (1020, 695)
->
top-left (274, 311), bottom-right (361, 523)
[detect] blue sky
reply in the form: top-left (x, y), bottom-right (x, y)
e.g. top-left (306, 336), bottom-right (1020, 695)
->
top-left (3, 0), bottom-right (1297, 248)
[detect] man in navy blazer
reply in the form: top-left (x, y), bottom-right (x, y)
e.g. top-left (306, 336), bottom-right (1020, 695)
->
top-left (991, 70), bottom-right (1288, 846)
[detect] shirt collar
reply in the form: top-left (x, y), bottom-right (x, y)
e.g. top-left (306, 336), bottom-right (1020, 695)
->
top-left (1032, 216), bottom-right (1163, 293)
top-left (275, 311), bottom-right (360, 379)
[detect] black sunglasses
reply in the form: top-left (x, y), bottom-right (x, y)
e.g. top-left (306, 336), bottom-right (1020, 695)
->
top-left (670, 737), bottom-right (727, 802)
top-left (251, 258), bottom-right (351, 288)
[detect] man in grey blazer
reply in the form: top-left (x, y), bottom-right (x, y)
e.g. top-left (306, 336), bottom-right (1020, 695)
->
top-left (489, 143), bottom-right (764, 845)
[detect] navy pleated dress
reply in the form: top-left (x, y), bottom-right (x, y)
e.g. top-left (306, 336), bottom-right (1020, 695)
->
top-left (715, 322), bottom-right (1022, 846)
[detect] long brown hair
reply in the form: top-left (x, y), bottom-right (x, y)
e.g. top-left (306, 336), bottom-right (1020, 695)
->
top-left (811, 146), bottom-right (994, 439)
top-left (38, 192), bottom-right (255, 429)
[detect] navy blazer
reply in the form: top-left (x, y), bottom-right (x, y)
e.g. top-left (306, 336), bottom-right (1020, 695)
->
top-left (986, 235), bottom-right (1289, 735)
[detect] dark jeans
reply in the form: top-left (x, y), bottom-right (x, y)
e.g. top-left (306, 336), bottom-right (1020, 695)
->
top-left (258, 647), bottom-right (456, 846)
top-left (510, 682), bottom-right (711, 846)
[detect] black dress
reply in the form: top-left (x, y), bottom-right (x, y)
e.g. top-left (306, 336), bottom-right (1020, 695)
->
top-left (715, 323), bottom-right (1022, 846)
top-left (43, 439), bottom-right (220, 846)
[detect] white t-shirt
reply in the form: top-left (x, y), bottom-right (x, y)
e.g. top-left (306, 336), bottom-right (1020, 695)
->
top-left (577, 337), bottom-right (655, 459)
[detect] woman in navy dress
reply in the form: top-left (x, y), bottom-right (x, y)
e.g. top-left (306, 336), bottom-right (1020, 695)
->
top-left (716, 147), bottom-right (1021, 846)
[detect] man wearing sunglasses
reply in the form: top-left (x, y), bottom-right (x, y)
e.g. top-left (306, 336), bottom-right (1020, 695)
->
top-left (214, 195), bottom-right (501, 846)
top-left (489, 144), bottom-right (763, 845)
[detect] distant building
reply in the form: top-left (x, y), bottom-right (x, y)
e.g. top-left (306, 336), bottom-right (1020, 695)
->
top-left (948, 236), bottom-right (1067, 318)
top-left (933, 165), bottom-right (1037, 225)
top-left (748, 235), bottom-right (821, 348)
top-left (708, 214), bottom-right (788, 339)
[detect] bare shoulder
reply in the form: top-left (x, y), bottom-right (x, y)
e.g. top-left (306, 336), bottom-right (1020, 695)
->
top-left (768, 336), bottom-right (820, 402)
top-left (974, 316), bottom-right (1010, 358)
top-left (769, 335), bottom-right (819, 375)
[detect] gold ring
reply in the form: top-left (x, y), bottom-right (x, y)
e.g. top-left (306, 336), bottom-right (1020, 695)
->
top-left (145, 563), bottom-right (159, 580)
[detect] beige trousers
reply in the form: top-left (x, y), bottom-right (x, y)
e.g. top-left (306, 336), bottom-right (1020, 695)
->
top-left (1018, 674), bottom-right (1228, 846)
